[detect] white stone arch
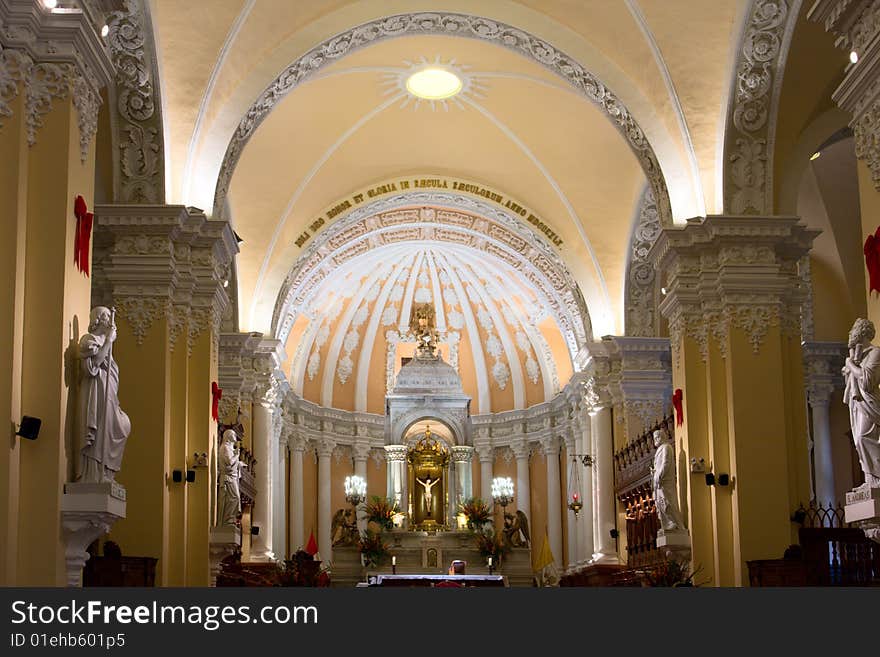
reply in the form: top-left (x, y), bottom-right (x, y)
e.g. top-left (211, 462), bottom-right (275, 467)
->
top-left (210, 11), bottom-right (674, 226)
top-left (391, 409), bottom-right (470, 448)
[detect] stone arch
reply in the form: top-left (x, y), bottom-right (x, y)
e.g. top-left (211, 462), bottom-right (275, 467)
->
top-left (211, 12), bottom-right (673, 226)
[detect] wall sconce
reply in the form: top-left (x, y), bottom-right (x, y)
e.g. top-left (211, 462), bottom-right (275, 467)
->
top-left (690, 457), bottom-right (705, 473)
top-left (193, 452), bottom-right (208, 468)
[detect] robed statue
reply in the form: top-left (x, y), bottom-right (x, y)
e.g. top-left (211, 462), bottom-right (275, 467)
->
top-left (76, 306), bottom-right (131, 483)
top-left (652, 427), bottom-right (685, 533)
top-left (503, 510), bottom-right (531, 548)
top-left (842, 318), bottom-right (880, 488)
top-left (217, 429), bottom-right (242, 527)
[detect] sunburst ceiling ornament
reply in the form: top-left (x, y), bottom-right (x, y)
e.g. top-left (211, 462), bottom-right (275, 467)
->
top-left (383, 56), bottom-right (487, 111)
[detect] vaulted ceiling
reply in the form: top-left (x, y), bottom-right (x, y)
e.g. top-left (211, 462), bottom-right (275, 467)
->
top-left (147, 0), bottom-right (756, 410)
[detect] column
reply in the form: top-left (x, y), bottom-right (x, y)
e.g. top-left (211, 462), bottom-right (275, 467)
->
top-left (578, 405), bottom-right (595, 565)
top-left (451, 446), bottom-right (474, 519)
top-left (289, 433), bottom-right (306, 552)
top-left (542, 437), bottom-right (563, 568)
top-left (0, 2), bottom-right (113, 585)
top-left (803, 341), bottom-right (846, 505)
top-left (385, 445), bottom-right (408, 519)
top-left (316, 438), bottom-right (335, 561)
top-left (808, 387), bottom-right (835, 505)
top-left (651, 215), bottom-right (816, 585)
top-left (592, 406), bottom-right (618, 563)
top-left (475, 443), bottom-right (494, 503)
top-left (274, 433), bottom-right (288, 560)
top-left (563, 434), bottom-right (579, 569)
top-left (94, 206), bottom-right (236, 584)
top-left (251, 399), bottom-right (274, 560)
top-left (352, 442), bottom-right (370, 533)
top-left (512, 440), bottom-right (531, 522)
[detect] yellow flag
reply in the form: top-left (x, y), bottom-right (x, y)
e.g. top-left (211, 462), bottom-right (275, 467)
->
top-left (532, 530), bottom-right (554, 572)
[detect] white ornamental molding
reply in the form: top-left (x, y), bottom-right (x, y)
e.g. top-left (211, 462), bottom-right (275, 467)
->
top-left (810, 1), bottom-right (880, 191)
top-left (803, 340), bottom-right (846, 407)
top-left (625, 187), bottom-right (661, 337)
top-left (273, 191), bottom-right (592, 359)
top-left (106, 0), bottom-right (164, 203)
top-left (213, 12), bottom-right (672, 226)
top-left (651, 216), bottom-right (817, 361)
top-left (0, 1), bottom-right (113, 162)
top-left (725, 0), bottom-right (801, 214)
top-left (0, 45), bottom-right (31, 127)
top-left (115, 296), bottom-right (171, 346)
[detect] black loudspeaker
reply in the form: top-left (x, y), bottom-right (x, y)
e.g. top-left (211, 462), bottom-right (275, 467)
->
top-left (718, 473), bottom-right (730, 486)
top-left (186, 470), bottom-right (196, 483)
top-left (16, 416), bottom-right (41, 440)
top-left (172, 470), bottom-right (183, 483)
top-left (251, 526), bottom-right (260, 536)
top-left (609, 528), bottom-right (619, 539)
top-left (705, 473), bottom-right (716, 486)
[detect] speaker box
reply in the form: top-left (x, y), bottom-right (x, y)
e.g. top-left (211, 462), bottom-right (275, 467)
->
top-left (16, 416), bottom-right (41, 440)
top-left (172, 470), bottom-right (182, 483)
top-left (186, 470), bottom-right (196, 483)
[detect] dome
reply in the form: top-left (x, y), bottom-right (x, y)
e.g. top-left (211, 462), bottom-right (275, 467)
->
top-left (392, 352), bottom-right (466, 395)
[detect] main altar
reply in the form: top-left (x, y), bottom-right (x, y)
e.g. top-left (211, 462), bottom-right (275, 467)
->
top-left (331, 303), bottom-right (533, 586)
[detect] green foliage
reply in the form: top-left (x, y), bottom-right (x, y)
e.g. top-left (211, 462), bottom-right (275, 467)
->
top-left (363, 495), bottom-right (396, 531)
top-left (358, 530), bottom-right (390, 568)
top-left (643, 559), bottom-right (703, 587)
top-left (473, 528), bottom-right (509, 566)
top-left (459, 497), bottom-right (492, 531)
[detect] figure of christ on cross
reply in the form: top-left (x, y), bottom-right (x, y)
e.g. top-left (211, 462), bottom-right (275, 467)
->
top-left (416, 476), bottom-right (439, 515)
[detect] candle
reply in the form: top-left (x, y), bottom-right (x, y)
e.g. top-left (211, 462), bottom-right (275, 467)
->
top-left (392, 555), bottom-right (396, 566)
top-left (488, 556), bottom-right (493, 567)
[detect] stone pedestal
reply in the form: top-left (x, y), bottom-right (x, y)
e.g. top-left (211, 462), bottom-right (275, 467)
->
top-left (60, 483), bottom-right (127, 588)
top-left (844, 486), bottom-right (880, 544)
top-left (656, 529), bottom-right (692, 563)
top-left (209, 526), bottom-right (242, 586)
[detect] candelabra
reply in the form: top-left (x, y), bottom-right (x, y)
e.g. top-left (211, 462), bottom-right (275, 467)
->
top-left (491, 476), bottom-right (514, 511)
top-left (344, 475), bottom-right (367, 507)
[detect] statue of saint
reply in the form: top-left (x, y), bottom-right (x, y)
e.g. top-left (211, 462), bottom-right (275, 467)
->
top-left (77, 306), bottom-right (131, 484)
top-left (217, 429), bottom-right (242, 527)
top-left (416, 476), bottom-right (439, 514)
top-left (842, 318), bottom-right (880, 488)
top-left (652, 427), bottom-right (685, 533)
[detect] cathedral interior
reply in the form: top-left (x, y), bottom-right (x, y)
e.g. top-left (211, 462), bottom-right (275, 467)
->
top-left (2, 0), bottom-right (880, 588)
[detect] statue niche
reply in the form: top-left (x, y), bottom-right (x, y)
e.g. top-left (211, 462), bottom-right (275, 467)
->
top-left (408, 426), bottom-right (450, 528)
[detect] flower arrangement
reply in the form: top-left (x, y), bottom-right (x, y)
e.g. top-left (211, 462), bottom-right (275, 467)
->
top-left (363, 496), bottom-right (396, 531)
top-left (358, 530), bottom-right (390, 568)
top-left (459, 497), bottom-right (492, 532)
top-left (643, 559), bottom-right (703, 587)
top-left (474, 528), bottom-right (508, 566)
top-left (277, 550), bottom-right (331, 587)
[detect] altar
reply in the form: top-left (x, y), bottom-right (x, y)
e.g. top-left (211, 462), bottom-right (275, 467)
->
top-left (330, 529), bottom-right (534, 587)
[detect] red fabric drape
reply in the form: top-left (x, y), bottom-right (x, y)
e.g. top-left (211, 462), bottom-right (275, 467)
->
top-left (672, 388), bottom-right (684, 426)
top-left (73, 195), bottom-right (93, 276)
top-left (865, 227), bottom-right (880, 295)
top-left (211, 382), bottom-right (222, 421)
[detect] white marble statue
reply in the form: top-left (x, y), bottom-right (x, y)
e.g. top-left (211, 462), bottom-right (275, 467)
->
top-left (218, 429), bottom-right (242, 527)
top-left (76, 306), bottom-right (131, 484)
top-left (416, 476), bottom-right (439, 514)
top-left (652, 427), bottom-right (685, 533)
top-left (842, 318), bottom-right (880, 488)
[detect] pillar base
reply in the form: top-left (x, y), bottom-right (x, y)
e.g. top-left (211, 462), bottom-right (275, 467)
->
top-left (656, 529), bottom-right (692, 562)
top-left (590, 552), bottom-right (620, 565)
top-left (209, 526), bottom-right (241, 586)
top-left (60, 483), bottom-right (127, 587)
top-left (845, 485), bottom-right (880, 544)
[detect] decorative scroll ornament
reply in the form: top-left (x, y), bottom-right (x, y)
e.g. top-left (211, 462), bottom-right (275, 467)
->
top-left (115, 296), bottom-right (171, 345)
top-left (106, 0), bottom-right (164, 203)
top-left (25, 62), bottom-right (70, 147)
top-left (726, 0), bottom-right (800, 214)
top-left (214, 12), bottom-right (671, 225)
top-left (0, 46), bottom-right (32, 127)
top-left (625, 187), bottom-right (660, 337)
